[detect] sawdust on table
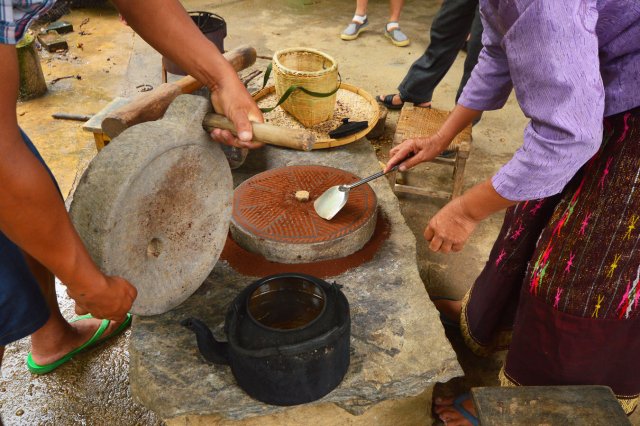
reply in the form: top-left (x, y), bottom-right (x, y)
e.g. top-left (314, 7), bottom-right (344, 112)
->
top-left (257, 88), bottom-right (377, 139)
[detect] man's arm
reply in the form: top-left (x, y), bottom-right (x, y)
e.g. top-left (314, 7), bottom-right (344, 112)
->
top-left (112, 0), bottom-right (264, 148)
top-left (0, 44), bottom-right (135, 320)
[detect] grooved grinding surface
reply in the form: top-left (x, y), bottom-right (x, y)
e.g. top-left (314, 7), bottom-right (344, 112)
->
top-left (232, 165), bottom-right (376, 243)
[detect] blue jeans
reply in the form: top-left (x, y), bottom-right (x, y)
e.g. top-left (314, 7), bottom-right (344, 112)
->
top-left (0, 130), bottom-right (55, 346)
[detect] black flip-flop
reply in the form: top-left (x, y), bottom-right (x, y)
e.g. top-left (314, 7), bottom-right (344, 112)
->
top-left (377, 94), bottom-right (404, 110)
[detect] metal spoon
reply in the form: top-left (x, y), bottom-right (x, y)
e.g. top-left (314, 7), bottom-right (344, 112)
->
top-left (314, 165), bottom-right (399, 220)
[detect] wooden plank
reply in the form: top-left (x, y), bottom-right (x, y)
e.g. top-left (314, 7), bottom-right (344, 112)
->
top-left (452, 155), bottom-right (467, 198)
top-left (471, 385), bottom-right (630, 426)
top-left (92, 133), bottom-right (110, 151)
top-left (393, 184), bottom-right (451, 199)
top-left (431, 157), bottom-right (456, 166)
top-left (82, 97), bottom-right (130, 133)
top-left (391, 104), bottom-right (473, 200)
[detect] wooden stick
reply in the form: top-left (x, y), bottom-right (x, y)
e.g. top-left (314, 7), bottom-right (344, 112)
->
top-left (241, 70), bottom-right (262, 87)
top-left (101, 45), bottom-right (257, 138)
top-left (50, 75), bottom-right (80, 85)
top-left (202, 113), bottom-right (315, 151)
top-left (52, 112), bottom-right (93, 121)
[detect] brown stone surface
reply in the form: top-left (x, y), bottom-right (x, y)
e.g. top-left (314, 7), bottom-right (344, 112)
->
top-left (230, 165), bottom-right (377, 263)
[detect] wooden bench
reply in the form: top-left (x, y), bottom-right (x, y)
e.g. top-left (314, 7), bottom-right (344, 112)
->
top-left (391, 104), bottom-right (472, 200)
top-left (82, 97), bottom-right (131, 151)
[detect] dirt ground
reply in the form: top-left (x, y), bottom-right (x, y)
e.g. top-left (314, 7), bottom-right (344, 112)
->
top-left (0, 0), bottom-right (635, 425)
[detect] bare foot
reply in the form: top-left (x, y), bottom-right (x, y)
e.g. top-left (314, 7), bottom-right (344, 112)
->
top-left (432, 299), bottom-right (462, 324)
top-left (434, 395), bottom-right (477, 425)
top-left (388, 94), bottom-right (405, 107)
top-left (30, 317), bottom-right (126, 366)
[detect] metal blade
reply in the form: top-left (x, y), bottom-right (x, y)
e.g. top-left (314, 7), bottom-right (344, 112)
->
top-left (313, 185), bottom-right (348, 220)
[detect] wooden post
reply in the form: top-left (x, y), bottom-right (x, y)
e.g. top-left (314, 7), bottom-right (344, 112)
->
top-left (16, 33), bottom-right (47, 100)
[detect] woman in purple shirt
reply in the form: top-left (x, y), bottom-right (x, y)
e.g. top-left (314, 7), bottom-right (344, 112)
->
top-left (386, 0), bottom-right (640, 423)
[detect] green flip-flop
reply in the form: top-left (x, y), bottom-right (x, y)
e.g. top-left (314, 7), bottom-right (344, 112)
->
top-left (26, 313), bottom-right (132, 374)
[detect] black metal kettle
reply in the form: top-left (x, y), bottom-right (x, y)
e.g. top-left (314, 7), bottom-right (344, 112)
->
top-left (182, 273), bottom-right (350, 406)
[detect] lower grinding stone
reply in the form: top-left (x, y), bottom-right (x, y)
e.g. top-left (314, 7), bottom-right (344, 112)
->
top-left (230, 165), bottom-right (377, 263)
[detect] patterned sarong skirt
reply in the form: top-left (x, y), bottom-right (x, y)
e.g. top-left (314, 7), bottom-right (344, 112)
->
top-left (461, 106), bottom-right (640, 413)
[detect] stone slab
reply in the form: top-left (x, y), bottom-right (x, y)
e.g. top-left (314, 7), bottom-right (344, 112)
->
top-left (129, 138), bottom-right (463, 421)
top-left (166, 388), bottom-right (432, 426)
top-left (70, 95), bottom-right (233, 316)
top-left (472, 385), bottom-right (630, 425)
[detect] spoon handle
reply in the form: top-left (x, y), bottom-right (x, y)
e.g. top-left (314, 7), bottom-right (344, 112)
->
top-left (342, 165), bottom-right (400, 190)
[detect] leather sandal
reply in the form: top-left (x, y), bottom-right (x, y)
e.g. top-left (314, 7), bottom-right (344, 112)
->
top-left (377, 94), bottom-right (404, 110)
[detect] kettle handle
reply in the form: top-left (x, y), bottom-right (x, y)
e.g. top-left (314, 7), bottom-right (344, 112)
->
top-left (181, 318), bottom-right (230, 365)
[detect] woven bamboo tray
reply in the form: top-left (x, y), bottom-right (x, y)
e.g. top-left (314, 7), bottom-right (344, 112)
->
top-left (253, 82), bottom-right (380, 150)
top-left (395, 105), bottom-right (471, 151)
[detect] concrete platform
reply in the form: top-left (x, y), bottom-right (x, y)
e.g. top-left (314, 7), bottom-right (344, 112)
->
top-left (129, 138), bottom-right (463, 423)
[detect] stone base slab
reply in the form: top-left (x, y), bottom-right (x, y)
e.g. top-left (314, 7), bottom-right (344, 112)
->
top-left (166, 387), bottom-right (433, 426)
top-left (129, 138), bottom-right (463, 422)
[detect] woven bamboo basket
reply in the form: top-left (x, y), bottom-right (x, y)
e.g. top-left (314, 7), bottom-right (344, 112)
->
top-left (273, 47), bottom-right (339, 127)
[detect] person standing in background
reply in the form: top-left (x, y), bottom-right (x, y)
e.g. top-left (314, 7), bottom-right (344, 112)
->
top-left (340, 0), bottom-right (410, 47)
top-left (377, 0), bottom-right (481, 111)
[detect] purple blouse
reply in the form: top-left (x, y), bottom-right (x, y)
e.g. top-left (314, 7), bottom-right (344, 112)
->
top-left (458, 0), bottom-right (640, 201)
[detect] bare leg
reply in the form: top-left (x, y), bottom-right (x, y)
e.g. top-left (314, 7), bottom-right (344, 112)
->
top-left (433, 299), bottom-right (462, 323)
top-left (354, 0), bottom-right (368, 16)
top-left (24, 253), bottom-right (123, 366)
top-left (388, 0), bottom-right (404, 23)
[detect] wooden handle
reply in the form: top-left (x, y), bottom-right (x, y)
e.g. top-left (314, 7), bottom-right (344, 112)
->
top-left (102, 45), bottom-right (257, 139)
top-left (202, 113), bottom-right (315, 151)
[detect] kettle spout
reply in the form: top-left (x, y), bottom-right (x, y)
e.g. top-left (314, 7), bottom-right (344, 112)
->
top-left (181, 318), bottom-right (230, 365)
